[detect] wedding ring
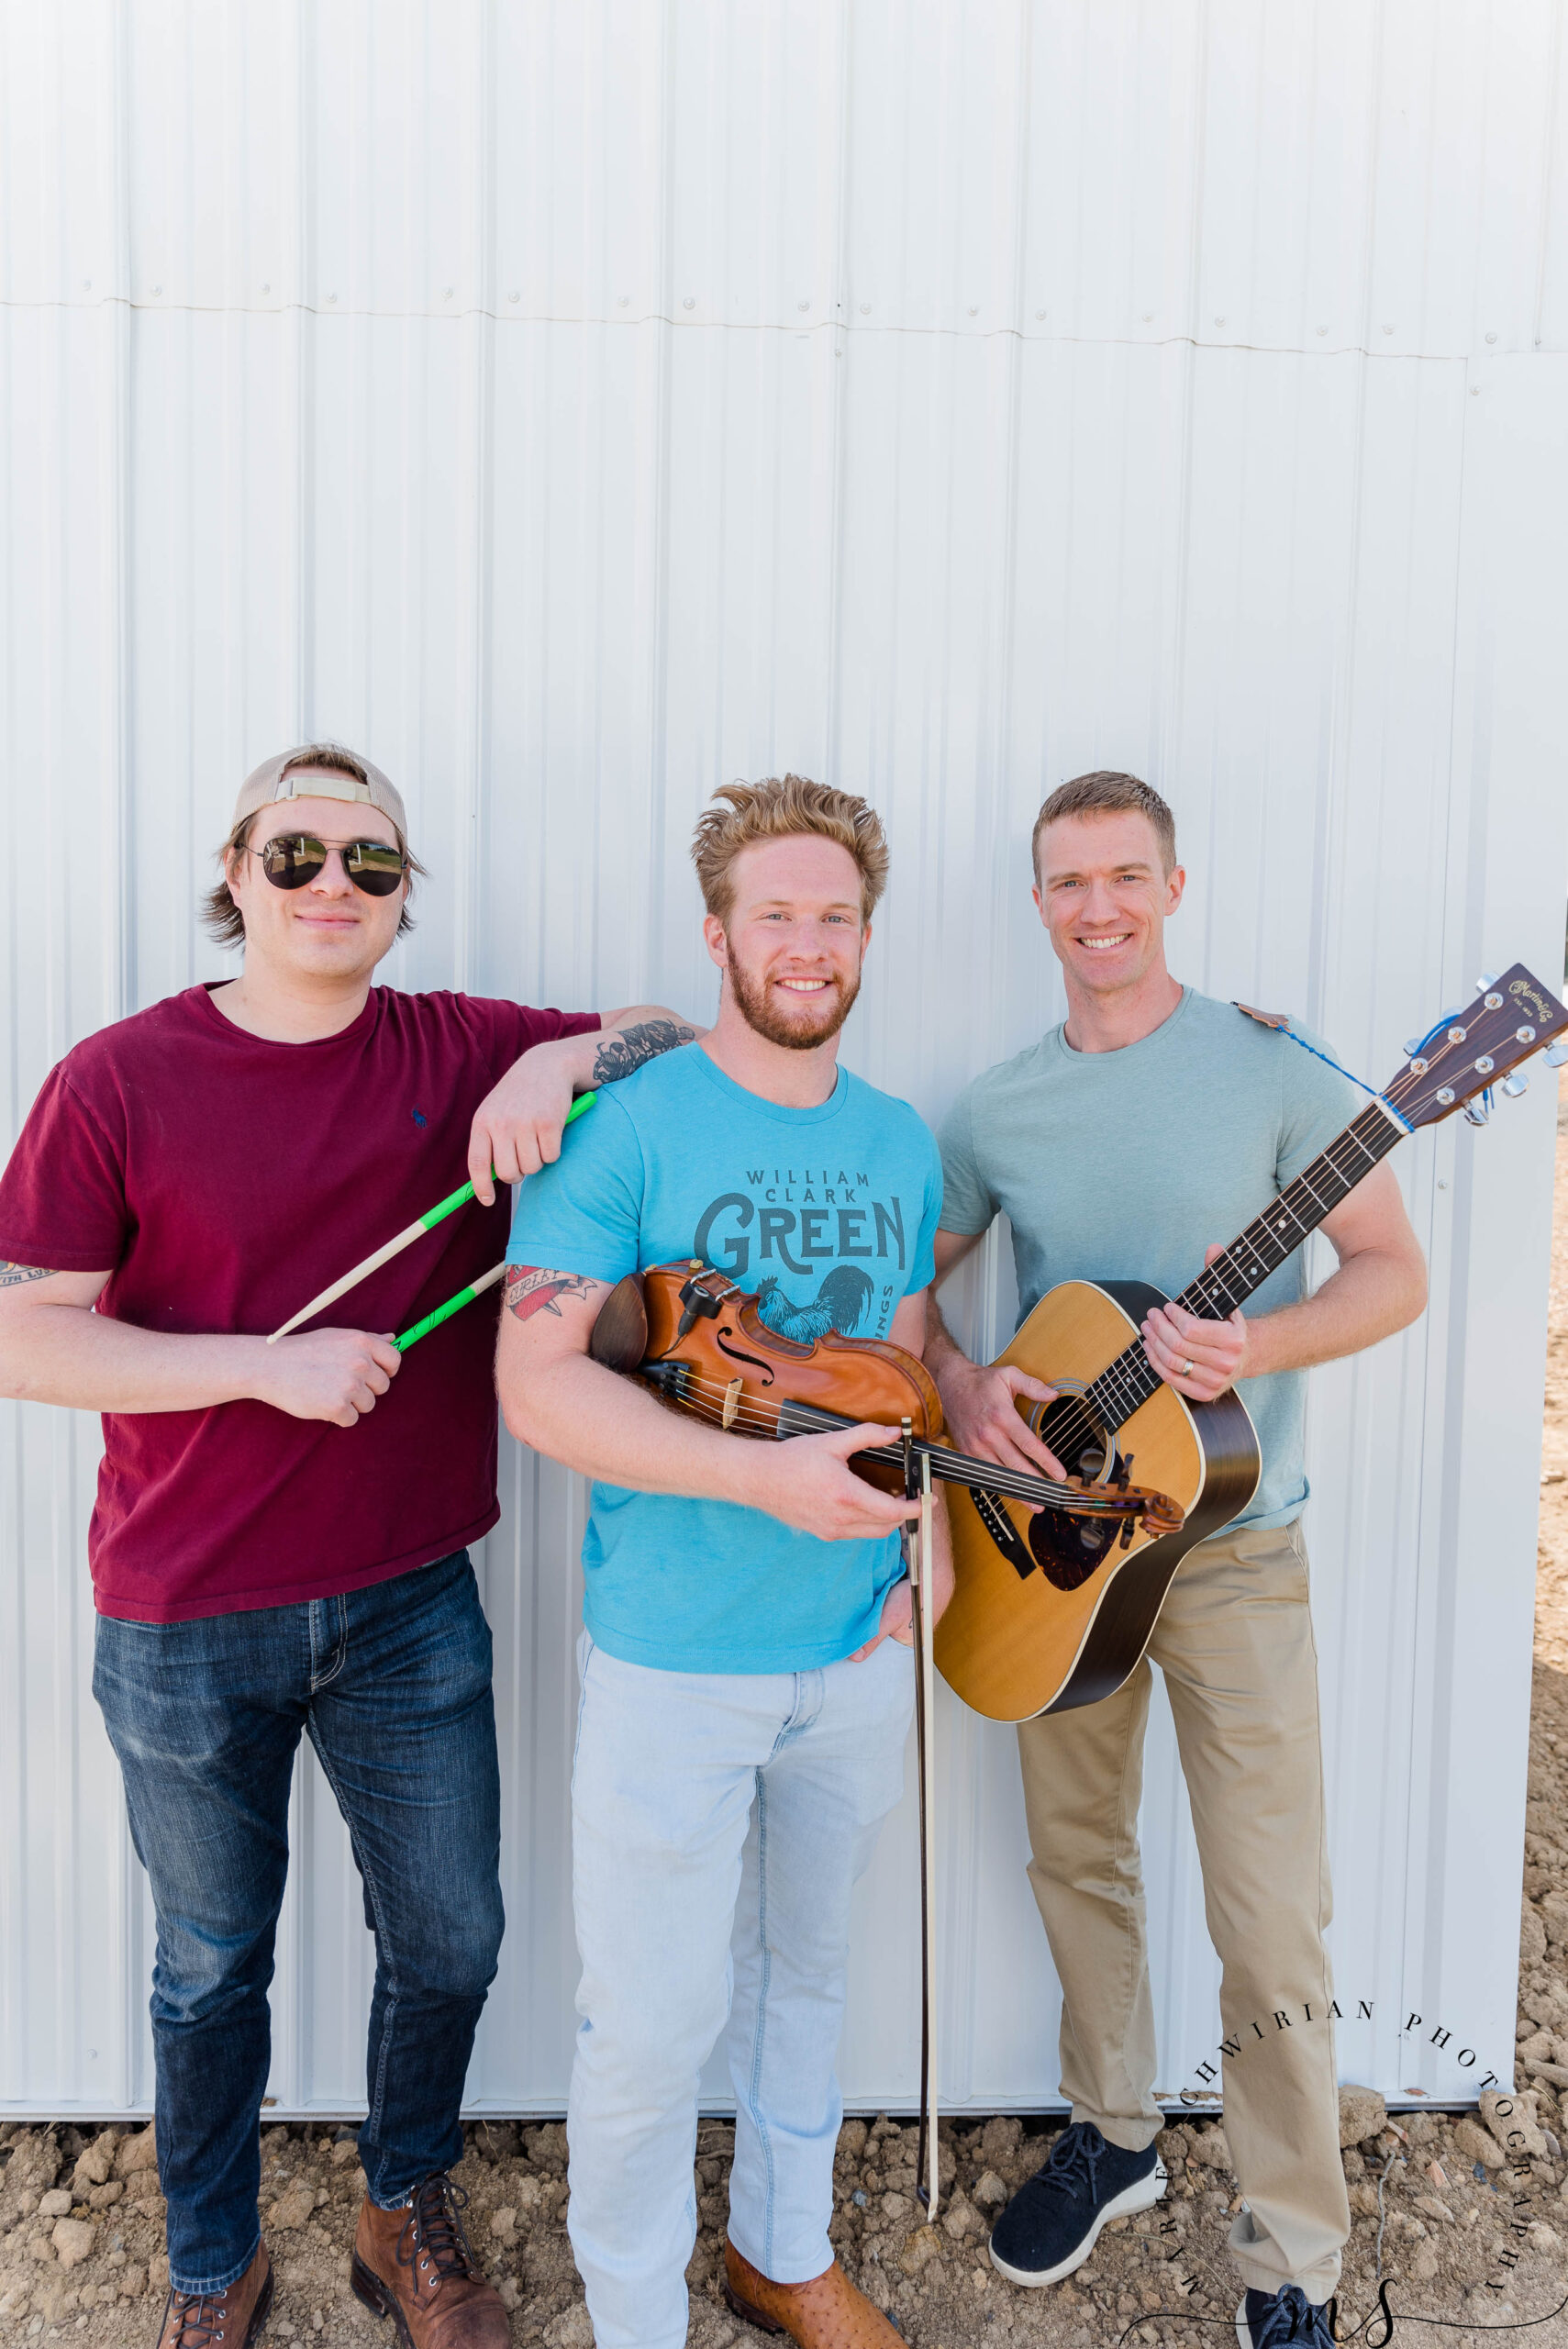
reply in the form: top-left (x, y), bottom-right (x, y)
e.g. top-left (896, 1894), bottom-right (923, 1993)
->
top-left (1181, 1357), bottom-right (1195, 1376)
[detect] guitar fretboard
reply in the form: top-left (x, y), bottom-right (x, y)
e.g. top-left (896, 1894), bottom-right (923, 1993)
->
top-left (1085, 1097), bottom-right (1405, 1435)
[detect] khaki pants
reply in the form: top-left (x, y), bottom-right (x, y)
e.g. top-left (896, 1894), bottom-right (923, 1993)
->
top-left (1016, 1518), bottom-right (1350, 2303)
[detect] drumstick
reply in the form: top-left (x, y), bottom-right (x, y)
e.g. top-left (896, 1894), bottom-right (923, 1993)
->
top-left (267, 1091), bottom-right (596, 1342)
top-left (395, 1261), bottom-right (508, 1353)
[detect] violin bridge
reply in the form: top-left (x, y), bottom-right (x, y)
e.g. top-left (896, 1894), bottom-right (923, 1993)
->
top-left (722, 1376), bottom-right (743, 1431)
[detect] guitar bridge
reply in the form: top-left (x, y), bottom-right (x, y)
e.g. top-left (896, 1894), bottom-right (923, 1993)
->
top-left (974, 1488), bottom-right (1037, 1582)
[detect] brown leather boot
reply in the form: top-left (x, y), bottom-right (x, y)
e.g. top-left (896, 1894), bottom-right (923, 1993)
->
top-left (350, 2176), bottom-right (509, 2349)
top-left (154, 2244), bottom-right (272, 2349)
top-left (723, 2240), bottom-right (905, 2346)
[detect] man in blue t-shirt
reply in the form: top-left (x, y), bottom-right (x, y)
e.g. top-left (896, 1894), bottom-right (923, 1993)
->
top-left (497, 778), bottom-right (948, 2349)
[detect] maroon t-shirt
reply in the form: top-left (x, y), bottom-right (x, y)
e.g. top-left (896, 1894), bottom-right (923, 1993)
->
top-left (0, 985), bottom-right (599, 1621)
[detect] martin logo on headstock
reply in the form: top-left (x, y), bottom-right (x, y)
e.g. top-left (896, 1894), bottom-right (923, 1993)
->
top-left (1388, 962), bottom-right (1568, 1131)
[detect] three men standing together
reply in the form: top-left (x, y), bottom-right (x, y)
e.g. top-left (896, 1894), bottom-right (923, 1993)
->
top-left (0, 754), bottom-right (1425, 2349)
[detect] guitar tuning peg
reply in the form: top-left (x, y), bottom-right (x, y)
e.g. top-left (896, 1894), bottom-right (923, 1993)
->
top-left (1501, 1070), bottom-right (1529, 1098)
top-left (1403, 1036), bottom-right (1426, 1057)
top-left (1462, 1088), bottom-right (1493, 1127)
top-left (1475, 970), bottom-right (1500, 992)
top-left (1546, 1037), bottom-right (1568, 1069)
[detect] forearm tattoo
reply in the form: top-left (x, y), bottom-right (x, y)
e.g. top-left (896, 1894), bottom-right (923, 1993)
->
top-left (0, 1263), bottom-right (58, 1288)
top-left (504, 1266), bottom-right (602, 1322)
top-left (591, 1019), bottom-right (696, 1084)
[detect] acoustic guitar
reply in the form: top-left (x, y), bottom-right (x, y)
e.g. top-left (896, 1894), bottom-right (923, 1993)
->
top-left (932, 963), bottom-right (1568, 1723)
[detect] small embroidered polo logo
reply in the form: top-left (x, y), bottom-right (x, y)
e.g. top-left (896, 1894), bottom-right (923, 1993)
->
top-left (411, 1107), bottom-right (428, 1128)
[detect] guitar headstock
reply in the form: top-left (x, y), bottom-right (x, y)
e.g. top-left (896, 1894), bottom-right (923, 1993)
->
top-left (1383, 964), bottom-right (1568, 1130)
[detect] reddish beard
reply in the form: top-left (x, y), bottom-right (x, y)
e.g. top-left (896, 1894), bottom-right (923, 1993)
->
top-left (725, 949), bottom-right (862, 1049)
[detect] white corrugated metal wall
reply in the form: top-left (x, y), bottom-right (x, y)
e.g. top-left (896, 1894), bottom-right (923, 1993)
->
top-left (3, 0), bottom-right (1566, 2118)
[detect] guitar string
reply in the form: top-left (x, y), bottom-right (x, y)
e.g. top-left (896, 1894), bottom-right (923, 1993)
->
top-left (1042, 1007), bottom-right (1521, 1453)
top-left (1037, 1102), bottom-right (1401, 1456)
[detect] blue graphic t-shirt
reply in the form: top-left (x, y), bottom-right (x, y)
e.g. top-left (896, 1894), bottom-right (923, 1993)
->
top-left (506, 1042), bottom-right (944, 1674)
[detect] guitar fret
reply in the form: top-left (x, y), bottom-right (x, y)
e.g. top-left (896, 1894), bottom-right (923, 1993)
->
top-left (1084, 1104), bottom-right (1400, 1435)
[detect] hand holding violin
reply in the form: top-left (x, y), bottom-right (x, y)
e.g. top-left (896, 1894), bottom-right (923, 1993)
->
top-left (747, 1419), bottom-right (931, 1544)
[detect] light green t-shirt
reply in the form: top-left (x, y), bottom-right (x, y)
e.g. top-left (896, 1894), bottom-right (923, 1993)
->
top-left (935, 985), bottom-right (1360, 1531)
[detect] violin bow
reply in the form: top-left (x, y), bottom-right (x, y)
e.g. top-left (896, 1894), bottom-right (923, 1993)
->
top-left (904, 1421), bottom-right (941, 2225)
top-left (267, 1092), bottom-right (596, 1343)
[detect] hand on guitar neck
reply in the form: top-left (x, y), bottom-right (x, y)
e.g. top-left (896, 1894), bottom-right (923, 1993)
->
top-left (1138, 1244), bottom-right (1248, 1402)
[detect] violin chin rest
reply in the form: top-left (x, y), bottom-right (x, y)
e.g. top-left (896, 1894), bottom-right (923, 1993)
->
top-left (589, 1272), bottom-right (649, 1374)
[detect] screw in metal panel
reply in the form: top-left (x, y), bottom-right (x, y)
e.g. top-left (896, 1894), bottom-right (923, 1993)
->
top-left (860, 304), bottom-right (870, 314)
top-left (1213, 315), bottom-right (1225, 326)
top-left (1382, 323), bottom-right (1393, 334)
top-left (1485, 331), bottom-right (1497, 344)
top-left (1034, 309), bottom-right (1046, 320)
top-left (1316, 324), bottom-right (1327, 335)
top-left (327, 293), bottom-right (337, 304)
top-left (82, 279), bottom-right (92, 290)
top-left (1471, 384), bottom-right (1480, 395)
top-left (1141, 312), bottom-right (1152, 322)
top-left (968, 306), bottom-right (978, 316)
top-left (507, 292), bottom-right (519, 303)
top-left (444, 288), bottom-right (453, 299)
top-left (798, 301), bottom-right (809, 312)
top-left (683, 296), bottom-right (695, 310)
top-left (617, 295), bottom-right (629, 306)
top-left (151, 284), bottom-right (161, 295)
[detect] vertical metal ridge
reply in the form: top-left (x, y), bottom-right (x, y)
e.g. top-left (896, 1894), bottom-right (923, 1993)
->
top-left (1, 0), bottom-right (1564, 2115)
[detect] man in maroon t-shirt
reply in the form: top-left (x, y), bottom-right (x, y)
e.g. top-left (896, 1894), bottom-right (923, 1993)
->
top-left (0, 742), bottom-right (699, 2349)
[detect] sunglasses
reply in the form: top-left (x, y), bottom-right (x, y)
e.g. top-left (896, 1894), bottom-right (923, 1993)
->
top-left (252, 833), bottom-right (407, 897)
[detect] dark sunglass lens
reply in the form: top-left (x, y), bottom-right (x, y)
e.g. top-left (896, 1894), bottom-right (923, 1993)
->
top-left (260, 834), bottom-right (327, 889)
top-left (345, 841), bottom-right (406, 896)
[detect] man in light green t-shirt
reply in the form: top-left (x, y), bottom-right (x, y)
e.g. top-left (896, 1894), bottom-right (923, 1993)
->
top-left (925, 772), bottom-right (1427, 2349)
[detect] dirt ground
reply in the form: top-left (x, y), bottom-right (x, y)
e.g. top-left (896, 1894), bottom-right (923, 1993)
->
top-left (5, 1082), bottom-right (1568, 2349)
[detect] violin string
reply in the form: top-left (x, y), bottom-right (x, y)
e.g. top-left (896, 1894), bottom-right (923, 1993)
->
top-left (660, 1384), bottom-right (1121, 1512)
top-left (656, 1369), bottom-right (1133, 1510)
top-left (649, 1368), bottom-right (1149, 1514)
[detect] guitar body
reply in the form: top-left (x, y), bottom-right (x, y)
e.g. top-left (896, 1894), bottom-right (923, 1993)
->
top-left (933, 1279), bottom-right (1262, 1722)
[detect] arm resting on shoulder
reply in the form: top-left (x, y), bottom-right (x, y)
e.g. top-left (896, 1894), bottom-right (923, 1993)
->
top-left (469, 1005), bottom-right (708, 1201)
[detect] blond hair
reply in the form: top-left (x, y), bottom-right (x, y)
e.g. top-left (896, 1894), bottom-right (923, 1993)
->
top-left (691, 776), bottom-right (890, 927)
top-left (1031, 771), bottom-right (1178, 879)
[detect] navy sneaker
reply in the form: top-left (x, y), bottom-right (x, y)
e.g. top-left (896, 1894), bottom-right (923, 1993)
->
top-left (1236, 2286), bottom-right (1336, 2347)
top-left (988, 2121), bottom-right (1166, 2287)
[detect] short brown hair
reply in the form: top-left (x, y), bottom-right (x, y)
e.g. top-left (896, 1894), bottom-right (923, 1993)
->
top-left (1031, 771), bottom-right (1177, 878)
top-left (201, 742), bottom-right (425, 946)
top-left (691, 776), bottom-right (890, 927)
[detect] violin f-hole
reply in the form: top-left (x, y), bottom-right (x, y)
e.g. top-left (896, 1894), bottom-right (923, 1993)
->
top-left (714, 1326), bottom-right (775, 1386)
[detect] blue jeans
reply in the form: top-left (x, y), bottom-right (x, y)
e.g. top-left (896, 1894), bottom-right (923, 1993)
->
top-left (566, 1631), bottom-right (914, 2349)
top-left (93, 1551), bottom-right (504, 2295)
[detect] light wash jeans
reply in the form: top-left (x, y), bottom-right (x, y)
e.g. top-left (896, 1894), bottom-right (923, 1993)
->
top-left (566, 1630), bottom-right (914, 2349)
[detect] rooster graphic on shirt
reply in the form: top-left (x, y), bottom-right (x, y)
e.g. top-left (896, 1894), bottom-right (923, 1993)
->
top-left (753, 1265), bottom-right (874, 1342)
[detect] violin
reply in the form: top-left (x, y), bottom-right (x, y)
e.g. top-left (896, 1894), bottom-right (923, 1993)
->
top-left (588, 1260), bottom-right (1185, 1561)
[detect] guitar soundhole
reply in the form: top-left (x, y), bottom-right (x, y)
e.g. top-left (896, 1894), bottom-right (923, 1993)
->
top-left (1030, 1396), bottom-right (1120, 1593)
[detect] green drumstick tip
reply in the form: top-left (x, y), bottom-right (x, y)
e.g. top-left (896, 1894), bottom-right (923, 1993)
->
top-left (395, 1092), bottom-right (597, 1352)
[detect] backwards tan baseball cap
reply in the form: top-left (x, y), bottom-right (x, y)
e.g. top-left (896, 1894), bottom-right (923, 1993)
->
top-left (233, 745), bottom-right (408, 839)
